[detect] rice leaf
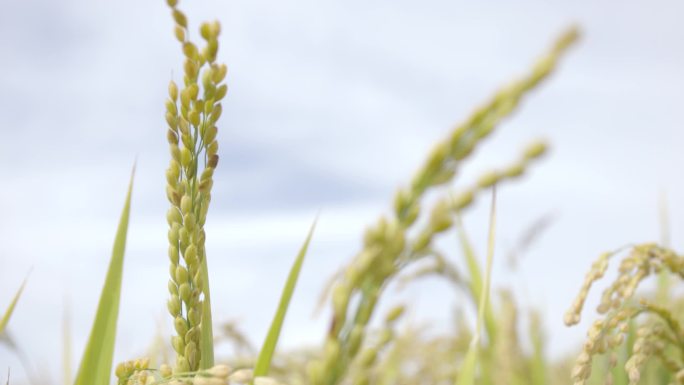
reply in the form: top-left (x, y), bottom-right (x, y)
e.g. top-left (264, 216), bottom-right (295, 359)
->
top-left (456, 187), bottom-right (497, 385)
top-left (253, 218), bottom-right (317, 379)
top-left (199, 255), bottom-right (214, 369)
top-left (456, 216), bottom-right (497, 343)
top-left (0, 272), bottom-right (29, 334)
top-left (74, 167), bottom-right (134, 385)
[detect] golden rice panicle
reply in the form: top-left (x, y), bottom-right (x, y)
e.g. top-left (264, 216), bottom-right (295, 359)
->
top-left (190, 364), bottom-right (235, 385)
top-left (565, 244), bottom-right (684, 327)
top-left (624, 324), bottom-right (668, 385)
top-left (164, 0), bottom-right (227, 374)
top-left (159, 364), bottom-right (173, 379)
top-left (567, 244), bottom-right (684, 385)
top-left (395, 249), bottom-right (462, 289)
top-left (309, 27), bottom-right (579, 385)
top-left (411, 139), bottom-right (549, 255)
top-left (115, 358), bottom-right (153, 385)
top-left (350, 304), bottom-right (406, 385)
top-left (564, 250), bottom-right (615, 327)
top-left (228, 368), bottom-right (254, 384)
top-left (393, 26), bottom-right (578, 227)
top-left (569, 297), bottom-right (684, 385)
top-left (569, 308), bottom-right (637, 385)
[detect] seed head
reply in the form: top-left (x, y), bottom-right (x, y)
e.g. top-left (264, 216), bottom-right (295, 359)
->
top-left (172, 9), bottom-right (187, 28)
top-left (228, 369), bottom-right (253, 383)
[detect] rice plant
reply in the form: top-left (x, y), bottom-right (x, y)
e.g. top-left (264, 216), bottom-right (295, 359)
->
top-left (565, 245), bottom-right (684, 385)
top-left (10, 1), bottom-right (678, 385)
top-left (120, 1), bottom-right (577, 382)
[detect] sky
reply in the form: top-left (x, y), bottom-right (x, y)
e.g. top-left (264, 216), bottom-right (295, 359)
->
top-left (1, 0), bottom-right (684, 383)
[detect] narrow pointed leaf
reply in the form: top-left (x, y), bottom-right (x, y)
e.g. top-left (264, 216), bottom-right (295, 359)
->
top-left (456, 188), bottom-right (496, 385)
top-left (456, 217), bottom-right (497, 342)
top-left (253, 218), bottom-right (317, 379)
top-left (0, 273), bottom-right (29, 334)
top-left (74, 168), bottom-right (134, 385)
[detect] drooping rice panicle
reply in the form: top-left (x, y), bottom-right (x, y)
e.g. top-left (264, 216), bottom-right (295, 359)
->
top-left (308, 27), bottom-right (579, 385)
top-left (566, 244), bottom-right (684, 385)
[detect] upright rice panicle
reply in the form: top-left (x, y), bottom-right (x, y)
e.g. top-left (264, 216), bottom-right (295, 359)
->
top-left (164, 0), bottom-right (227, 374)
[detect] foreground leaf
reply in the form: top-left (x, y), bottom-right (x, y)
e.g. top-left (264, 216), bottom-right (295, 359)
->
top-left (253, 218), bottom-right (317, 379)
top-left (0, 272), bottom-right (29, 334)
top-left (74, 167), bottom-right (134, 385)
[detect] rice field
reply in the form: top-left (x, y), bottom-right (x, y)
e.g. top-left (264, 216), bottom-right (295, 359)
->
top-left (1, 1), bottom-right (683, 385)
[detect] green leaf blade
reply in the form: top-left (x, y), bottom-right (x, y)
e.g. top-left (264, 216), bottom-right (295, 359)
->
top-left (0, 273), bottom-right (29, 334)
top-left (253, 218), bottom-right (317, 379)
top-left (456, 188), bottom-right (497, 385)
top-left (456, 218), bottom-right (497, 344)
top-left (74, 168), bottom-right (134, 385)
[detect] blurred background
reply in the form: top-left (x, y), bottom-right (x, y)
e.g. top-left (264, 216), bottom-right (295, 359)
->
top-left (1, 0), bottom-right (683, 383)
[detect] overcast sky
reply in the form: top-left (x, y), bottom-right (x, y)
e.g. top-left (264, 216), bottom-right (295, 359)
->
top-left (1, 0), bottom-right (684, 383)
